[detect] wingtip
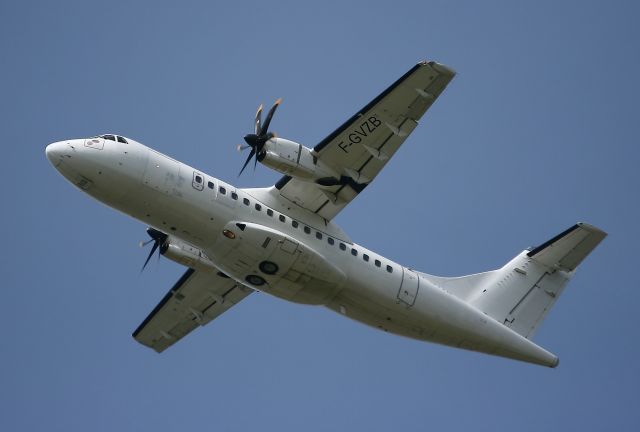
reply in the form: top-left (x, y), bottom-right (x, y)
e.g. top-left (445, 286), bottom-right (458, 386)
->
top-left (577, 222), bottom-right (608, 237)
top-left (427, 60), bottom-right (457, 76)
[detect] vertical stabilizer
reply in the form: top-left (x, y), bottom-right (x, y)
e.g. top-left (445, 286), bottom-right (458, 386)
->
top-left (475, 223), bottom-right (606, 338)
top-left (423, 223), bottom-right (606, 340)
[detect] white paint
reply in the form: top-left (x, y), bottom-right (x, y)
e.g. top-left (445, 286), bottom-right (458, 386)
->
top-left (45, 63), bottom-right (606, 366)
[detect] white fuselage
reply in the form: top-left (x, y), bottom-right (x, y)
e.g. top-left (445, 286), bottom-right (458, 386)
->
top-left (46, 136), bottom-right (559, 367)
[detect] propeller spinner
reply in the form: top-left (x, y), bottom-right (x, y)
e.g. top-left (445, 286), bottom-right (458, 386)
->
top-left (238, 98), bottom-right (281, 176)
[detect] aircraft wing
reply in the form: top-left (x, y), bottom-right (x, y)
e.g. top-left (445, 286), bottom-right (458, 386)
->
top-left (274, 61), bottom-right (456, 221)
top-left (133, 269), bottom-right (253, 352)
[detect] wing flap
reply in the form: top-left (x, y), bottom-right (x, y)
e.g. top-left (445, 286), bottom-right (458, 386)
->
top-left (133, 269), bottom-right (253, 353)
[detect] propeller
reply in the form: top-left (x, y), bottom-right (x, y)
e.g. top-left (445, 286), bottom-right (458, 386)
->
top-left (238, 98), bottom-right (281, 176)
top-left (139, 227), bottom-right (168, 272)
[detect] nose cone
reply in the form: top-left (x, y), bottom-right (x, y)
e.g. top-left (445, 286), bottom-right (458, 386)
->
top-left (46, 141), bottom-right (65, 167)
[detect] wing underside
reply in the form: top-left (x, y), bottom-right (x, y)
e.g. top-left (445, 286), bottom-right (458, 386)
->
top-left (274, 61), bottom-right (456, 221)
top-left (133, 269), bottom-right (253, 352)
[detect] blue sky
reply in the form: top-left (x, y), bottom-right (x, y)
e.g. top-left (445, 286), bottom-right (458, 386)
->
top-left (2, 1), bottom-right (639, 430)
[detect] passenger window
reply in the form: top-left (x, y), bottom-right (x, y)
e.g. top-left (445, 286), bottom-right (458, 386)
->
top-left (339, 243), bottom-right (346, 251)
top-left (255, 203), bottom-right (262, 211)
top-left (267, 209), bottom-right (273, 217)
top-left (192, 172), bottom-right (204, 191)
top-left (351, 248), bottom-right (357, 256)
top-left (292, 221), bottom-right (298, 228)
top-left (207, 181), bottom-right (214, 189)
top-left (386, 265), bottom-right (393, 273)
top-left (375, 259), bottom-right (381, 267)
top-left (219, 186), bottom-right (226, 195)
top-left (328, 237), bottom-right (334, 245)
top-left (231, 192), bottom-right (238, 200)
top-left (316, 232), bottom-right (322, 240)
top-left (243, 198), bottom-right (250, 206)
top-left (363, 254), bottom-right (369, 262)
top-left (304, 226), bottom-right (311, 234)
top-left (279, 215), bottom-right (285, 222)
top-left (116, 136), bottom-right (128, 144)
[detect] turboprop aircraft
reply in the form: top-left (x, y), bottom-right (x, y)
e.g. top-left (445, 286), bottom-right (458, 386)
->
top-left (46, 60), bottom-right (606, 367)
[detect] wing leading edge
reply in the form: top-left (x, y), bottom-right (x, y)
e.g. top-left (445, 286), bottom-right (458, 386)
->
top-left (133, 269), bottom-right (253, 352)
top-left (274, 61), bottom-right (456, 221)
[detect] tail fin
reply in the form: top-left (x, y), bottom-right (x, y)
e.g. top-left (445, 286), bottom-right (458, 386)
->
top-left (525, 223), bottom-right (607, 272)
top-left (424, 223), bottom-right (607, 339)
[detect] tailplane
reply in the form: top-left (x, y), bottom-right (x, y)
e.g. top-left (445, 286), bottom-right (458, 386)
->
top-left (423, 223), bottom-right (606, 340)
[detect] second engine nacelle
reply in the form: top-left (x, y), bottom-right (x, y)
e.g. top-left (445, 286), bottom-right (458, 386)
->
top-left (257, 138), bottom-right (339, 183)
top-left (161, 237), bottom-right (217, 273)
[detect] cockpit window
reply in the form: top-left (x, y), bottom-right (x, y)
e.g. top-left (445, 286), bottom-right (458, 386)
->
top-left (99, 134), bottom-right (128, 143)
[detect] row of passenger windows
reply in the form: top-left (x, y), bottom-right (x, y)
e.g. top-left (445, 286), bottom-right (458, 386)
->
top-left (195, 173), bottom-right (394, 273)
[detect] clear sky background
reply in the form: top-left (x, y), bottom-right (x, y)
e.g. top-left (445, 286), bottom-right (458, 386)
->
top-left (2, 1), bottom-right (638, 430)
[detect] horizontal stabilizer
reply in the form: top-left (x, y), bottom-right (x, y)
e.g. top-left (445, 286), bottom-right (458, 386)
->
top-left (527, 223), bottom-right (607, 272)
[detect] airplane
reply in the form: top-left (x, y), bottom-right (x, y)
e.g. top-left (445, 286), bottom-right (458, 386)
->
top-left (45, 60), bottom-right (606, 367)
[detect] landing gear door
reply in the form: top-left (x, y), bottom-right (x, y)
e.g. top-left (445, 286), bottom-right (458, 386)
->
top-left (398, 268), bottom-right (419, 306)
top-left (265, 237), bottom-right (300, 278)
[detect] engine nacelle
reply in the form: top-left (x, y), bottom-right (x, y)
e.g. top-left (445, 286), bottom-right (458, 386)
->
top-left (161, 237), bottom-right (217, 272)
top-left (257, 138), bottom-right (339, 183)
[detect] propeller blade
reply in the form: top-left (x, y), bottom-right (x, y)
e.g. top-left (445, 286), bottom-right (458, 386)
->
top-left (238, 148), bottom-right (255, 176)
top-left (238, 99), bottom-right (282, 176)
top-left (237, 144), bottom-right (250, 152)
top-left (141, 241), bottom-right (159, 272)
top-left (261, 98), bottom-right (281, 134)
top-left (140, 227), bottom-right (168, 272)
top-left (254, 104), bottom-right (263, 135)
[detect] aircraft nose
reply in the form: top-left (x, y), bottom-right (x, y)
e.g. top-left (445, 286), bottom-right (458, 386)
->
top-left (45, 141), bottom-right (65, 167)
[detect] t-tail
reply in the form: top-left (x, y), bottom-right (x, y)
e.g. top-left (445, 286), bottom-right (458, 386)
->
top-left (422, 223), bottom-right (607, 367)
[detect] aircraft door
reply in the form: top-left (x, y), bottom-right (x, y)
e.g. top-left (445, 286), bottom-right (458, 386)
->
top-left (398, 268), bottom-right (419, 306)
